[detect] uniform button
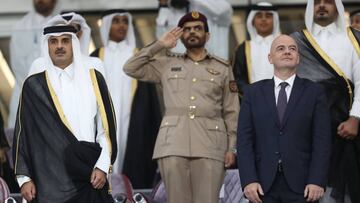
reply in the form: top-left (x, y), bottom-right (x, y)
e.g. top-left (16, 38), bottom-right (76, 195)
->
top-left (194, 62), bottom-right (199, 65)
top-left (165, 122), bottom-right (169, 126)
top-left (210, 78), bottom-right (214, 82)
top-left (192, 78), bottom-right (197, 82)
top-left (190, 96), bottom-right (196, 101)
top-left (215, 125), bottom-right (219, 130)
top-left (174, 74), bottom-right (178, 78)
top-left (275, 151), bottom-right (280, 155)
top-left (279, 131), bottom-right (283, 135)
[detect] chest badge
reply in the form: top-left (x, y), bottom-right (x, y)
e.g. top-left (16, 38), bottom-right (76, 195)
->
top-left (206, 68), bottom-right (220, 75)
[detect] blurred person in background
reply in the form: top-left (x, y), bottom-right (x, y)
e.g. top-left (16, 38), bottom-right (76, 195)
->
top-left (233, 2), bottom-right (281, 101)
top-left (8, 0), bottom-right (58, 128)
top-left (91, 10), bottom-right (161, 189)
top-left (350, 10), bottom-right (360, 33)
top-left (0, 111), bottom-right (18, 193)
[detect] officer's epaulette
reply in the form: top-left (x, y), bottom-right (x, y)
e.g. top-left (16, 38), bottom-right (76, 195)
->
top-left (210, 54), bottom-right (230, 66)
top-left (133, 48), bottom-right (139, 54)
top-left (166, 50), bottom-right (185, 58)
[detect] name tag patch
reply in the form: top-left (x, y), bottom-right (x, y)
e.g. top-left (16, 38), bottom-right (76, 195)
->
top-left (171, 66), bottom-right (182, 72)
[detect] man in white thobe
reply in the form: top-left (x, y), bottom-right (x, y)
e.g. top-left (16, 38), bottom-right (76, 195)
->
top-left (233, 2), bottom-right (281, 97)
top-left (8, 0), bottom-right (58, 128)
top-left (291, 0), bottom-right (360, 202)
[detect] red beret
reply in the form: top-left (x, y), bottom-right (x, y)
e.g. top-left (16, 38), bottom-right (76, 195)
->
top-left (178, 11), bottom-right (209, 32)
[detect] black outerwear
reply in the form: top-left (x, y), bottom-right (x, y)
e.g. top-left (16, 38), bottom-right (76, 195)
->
top-left (13, 69), bottom-right (117, 203)
top-left (237, 77), bottom-right (332, 194)
top-left (232, 41), bottom-right (250, 99)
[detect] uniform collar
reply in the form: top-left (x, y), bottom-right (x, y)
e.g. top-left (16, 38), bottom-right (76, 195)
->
top-left (184, 49), bottom-right (212, 62)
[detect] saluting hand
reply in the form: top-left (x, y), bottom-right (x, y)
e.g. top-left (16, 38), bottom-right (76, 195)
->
top-left (91, 168), bottom-right (107, 189)
top-left (21, 180), bottom-right (36, 202)
top-left (159, 27), bottom-right (183, 49)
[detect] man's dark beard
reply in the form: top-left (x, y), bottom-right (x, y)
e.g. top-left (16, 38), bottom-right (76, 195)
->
top-left (314, 8), bottom-right (338, 26)
top-left (182, 35), bottom-right (206, 49)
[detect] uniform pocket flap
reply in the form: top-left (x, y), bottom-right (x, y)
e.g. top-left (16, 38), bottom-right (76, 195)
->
top-left (205, 119), bottom-right (226, 132)
top-left (160, 116), bottom-right (180, 128)
top-left (167, 69), bottom-right (187, 79)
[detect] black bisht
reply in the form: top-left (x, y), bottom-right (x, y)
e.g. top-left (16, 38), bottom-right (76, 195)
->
top-left (291, 28), bottom-right (360, 203)
top-left (13, 70), bottom-right (117, 203)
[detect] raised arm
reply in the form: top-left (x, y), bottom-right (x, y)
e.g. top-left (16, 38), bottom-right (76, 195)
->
top-left (123, 27), bottom-right (183, 83)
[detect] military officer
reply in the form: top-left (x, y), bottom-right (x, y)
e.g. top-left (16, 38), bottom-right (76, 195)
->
top-left (123, 11), bottom-right (239, 203)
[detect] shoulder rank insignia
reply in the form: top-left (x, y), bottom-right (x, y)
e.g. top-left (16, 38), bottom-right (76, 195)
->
top-left (229, 80), bottom-right (238, 93)
top-left (206, 68), bottom-right (220, 75)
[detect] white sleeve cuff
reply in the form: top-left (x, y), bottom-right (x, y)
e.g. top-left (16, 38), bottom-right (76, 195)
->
top-left (94, 148), bottom-right (111, 174)
top-left (350, 100), bottom-right (360, 118)
top-left (16, 175), bottom-right (31, 188)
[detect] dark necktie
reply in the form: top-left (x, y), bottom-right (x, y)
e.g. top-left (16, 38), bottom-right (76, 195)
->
top-left (277, 82), bottom-right (288, 123)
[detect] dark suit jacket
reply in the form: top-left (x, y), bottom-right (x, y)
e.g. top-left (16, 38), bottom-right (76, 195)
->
top-left (237, 76), bottom-right (332, 194)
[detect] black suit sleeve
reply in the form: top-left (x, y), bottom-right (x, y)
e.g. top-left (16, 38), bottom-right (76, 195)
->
top-left (307, 85), bottom-right (332, 188)
top-left (237, 86), bottom-right (259, 188)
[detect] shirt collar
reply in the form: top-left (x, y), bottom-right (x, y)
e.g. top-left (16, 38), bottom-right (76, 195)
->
top-left (108, 40), bottom-right (127, 51)
top-left (274, 74), bottom-right (296, 88)
top-left (312, 22), bottom-right (338, 36)
top-left (253, 34), bottom-right (274, 43)
top-left (53, 63), bottom-right (75, 80)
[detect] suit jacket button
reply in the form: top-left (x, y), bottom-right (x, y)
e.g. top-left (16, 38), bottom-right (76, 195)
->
top-left (279, 131), bottom-right (283, 135)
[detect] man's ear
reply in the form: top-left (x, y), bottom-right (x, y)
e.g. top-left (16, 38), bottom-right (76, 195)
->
top-left (268, 53), bottom-right (273, 64)
top-left (206, 32), bottom-right (210, 42)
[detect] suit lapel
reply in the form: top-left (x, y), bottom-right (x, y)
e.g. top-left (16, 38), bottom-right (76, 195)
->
top-left (262, 79), bottom-right (281, 128)
top-left (281, 76), bottom-right (305, 128)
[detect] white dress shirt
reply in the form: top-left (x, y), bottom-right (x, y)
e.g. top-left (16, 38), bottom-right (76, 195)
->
top-left (274, 74), bottom-right (296, 104)
top-left (251, 35), bottom-right (275, 83)
top-left (312, 23), bottom-right (360, 117)
top-left (17, 63), bottom-right (111, 187)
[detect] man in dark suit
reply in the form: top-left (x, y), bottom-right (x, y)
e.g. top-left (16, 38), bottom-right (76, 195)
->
top-left (237, 35), bottom-right (332, 203)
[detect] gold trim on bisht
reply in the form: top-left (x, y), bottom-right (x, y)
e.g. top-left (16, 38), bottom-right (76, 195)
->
top-left (89, 69), bottom-right (112, 161)
top-left (99, 47), bottom-right (105, 61)
top-left (303, 29), bottom-right (353, 108)
top-left (45, 71), bottom-right (73, 133)
top-left (89, 68), bottom-right (114, 194)
top-left (347, 27), bottom-right (360, 58)
top-left (14, 92), bottom-right (23, 174)
top-left (245, 41), bottom-right (252, 84)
